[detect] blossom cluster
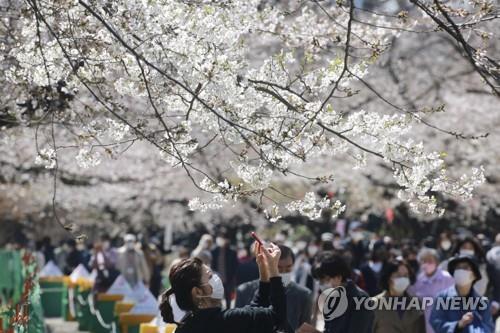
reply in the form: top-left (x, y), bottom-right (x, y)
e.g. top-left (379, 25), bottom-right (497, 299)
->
top-left (3, 0), bottom-right (490, 220)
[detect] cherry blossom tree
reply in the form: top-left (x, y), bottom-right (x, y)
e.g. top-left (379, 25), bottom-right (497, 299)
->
top-left (1, 0), bottom-right (498, 236)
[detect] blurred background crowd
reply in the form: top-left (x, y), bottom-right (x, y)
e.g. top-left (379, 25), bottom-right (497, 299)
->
top-left (4, 216), bottom-right (500, 332)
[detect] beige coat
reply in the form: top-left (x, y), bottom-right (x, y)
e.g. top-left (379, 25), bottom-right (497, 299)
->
top-left (372, 291), bottom-right (426, 333)
top-left (116, 246), bottom-right (151, 287)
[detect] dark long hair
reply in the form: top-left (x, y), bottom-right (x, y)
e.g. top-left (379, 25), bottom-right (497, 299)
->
top-left (159, 257), bottom-right (204, 323)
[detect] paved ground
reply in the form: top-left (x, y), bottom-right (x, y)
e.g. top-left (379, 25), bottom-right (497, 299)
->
top-left (44, 313), bottom-right (500, 333)
top-left (45, 318), bottom-right (82, 333)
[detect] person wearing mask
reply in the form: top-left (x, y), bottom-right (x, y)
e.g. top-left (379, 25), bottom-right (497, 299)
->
top-left (430, 254), bottom-right (495, 333)
top-left (437, 233), bottom-right (453, 261)
top-left (344, 222), bottom-right (368, 269)
top-left (34, 240), bottom-right (46, 270)
top-left (332, 233), bottom-right (343, 250)
top-left (320, 233), bottom-right (334, 252)
top-left (54, 240), bottom-right (69, 270)
top-left (41, 236), bottom-right (56, 264)
top-left (235, 245), bottom-right (313, 333)
top-left (64, 239), bottom-right (85, 275)
top-left (408, 248), bottom-right (454, 333)
top-left (360, 245), bottom-right (388, 296)
top-left (116, 234), bottom-right (150, 287)
top-left (402, 245), bottom-right (420, 276)
top-left (236, 242), bottom-right (259, 286)
top-left (486, 233), bottom-right (500, 321)
top-left (99, 234), bottom-right (118, 266)
top-left (211, 231), bottom-right (239, 308)
top-left (307, 242), bottom-right (320, 259)
top-left (372, 259), bottom-right (425, 333)
top-left (297, 251), bottom-right (373, 333)
top-left (81, 242), bottom-right (93, 270)
top-left (159, 242), bottom-right (286, 333)
top-left (293, 246), bottom-right (315, 292)
top-left (90, 238), bottom-right (120, 292)
top-left (447, 236), bottom-right (489, 296)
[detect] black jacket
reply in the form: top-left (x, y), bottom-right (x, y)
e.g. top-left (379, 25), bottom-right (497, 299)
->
top-left (359, 264), bottom-right (383, 297)
top-left (235, 279), bottom-right (312, 333)
top-left (324, 280), bottom-right (374, 333)
top-left (176, 277), bottom-right (287, 333)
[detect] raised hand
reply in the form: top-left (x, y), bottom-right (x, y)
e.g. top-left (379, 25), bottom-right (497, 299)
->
top-left (296, 323), bottom-right (321, 333)
top-left (253, 241), bottom-right (269, 282)
top-left (262, 242), bottom-right (281, 278)
top-left (458, 312), bottom-right (473, 329)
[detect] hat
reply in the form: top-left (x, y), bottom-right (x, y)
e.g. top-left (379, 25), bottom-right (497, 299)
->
top-left (447, 254), bottom-right (482, 283)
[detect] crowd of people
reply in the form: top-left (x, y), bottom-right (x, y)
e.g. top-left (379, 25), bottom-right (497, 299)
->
top-left (6, 221), bottom-right (500, 333)
top-left (160, 224), bottom-right (500, 333)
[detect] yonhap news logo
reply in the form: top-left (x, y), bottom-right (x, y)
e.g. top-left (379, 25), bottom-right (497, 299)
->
top-left (357, 296), bottom-right (490, 312)
top-left (318, 286), bottom-right (348, 321)
top-left (318, 288), bottom-right (489, 322)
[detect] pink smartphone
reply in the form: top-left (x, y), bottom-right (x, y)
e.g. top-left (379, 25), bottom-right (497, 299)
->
top-left (251, 232), bottom-right (264, 246)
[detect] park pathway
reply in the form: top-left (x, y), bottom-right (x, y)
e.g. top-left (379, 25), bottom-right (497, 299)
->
top-left (45, 318), bottom-right (82, 333)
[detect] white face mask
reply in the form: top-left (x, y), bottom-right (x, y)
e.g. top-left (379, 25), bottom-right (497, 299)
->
top-left (369, 261), bottom-right (383, 273)
top-left (460, 249), bottom-right (475, 257)
top-left (216, 238), bottom-right (227, 248)
top-left (296, 241), bottom-right (307, 251)
top-left (440, 240), bottom-right (452, 251)
top-left (319, 282), bottom-right (331, 292)
top-left (280, 272), bottom-right (293, 286)
top-left (201, 274), bottom-right (225, 300)
top-left (126, 242), bottom-right (135, 250)
top-left (454, 269), bottom-right (474, 287)
top-left (97, 252), bottom-right (105, 265)
top-left (392, 277), bottom-right (410, 294)
top-left (307, 245), bottom-right (319, 257)
top-left (351, 231), bottom-right (364, 242)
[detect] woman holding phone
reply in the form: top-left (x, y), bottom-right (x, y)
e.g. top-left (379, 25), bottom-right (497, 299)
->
top-left (160, 240), bottom-right (286, 333)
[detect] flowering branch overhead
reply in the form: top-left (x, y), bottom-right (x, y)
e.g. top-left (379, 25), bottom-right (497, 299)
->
top-left (1, 0), bottom-right (497, 226)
